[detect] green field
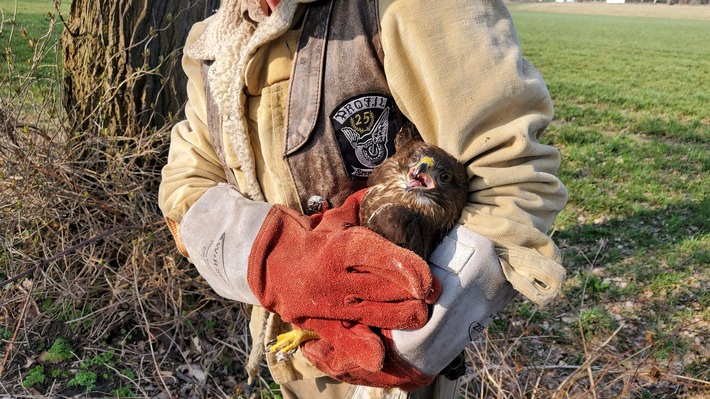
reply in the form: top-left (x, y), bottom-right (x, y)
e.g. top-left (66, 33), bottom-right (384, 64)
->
top-left (0, 2), bottom-right (708, 398)
top-left (0, 0), bottom-right (69, 75)
top-left (510, 7), bottom-right (709, 298)
top-left (502, 5), bottom-right (709, 398)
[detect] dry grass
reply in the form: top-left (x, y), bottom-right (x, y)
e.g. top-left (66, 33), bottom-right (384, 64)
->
top-left (1, 1), bottom-right (708, 398)
top-left (461, 278), bottom-right (709, 399)
top-left (0, 73), bottom-right (261, 397)
top-left (0, 4), bottom-right (261, 397)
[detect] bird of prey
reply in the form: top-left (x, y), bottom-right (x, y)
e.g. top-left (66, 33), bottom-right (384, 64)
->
top-left (359, 122), bottom-right (470, 381)
top-left (269, 122), bottom-right (470, 365)
top-left (360, 122), bottom-right (469, 260)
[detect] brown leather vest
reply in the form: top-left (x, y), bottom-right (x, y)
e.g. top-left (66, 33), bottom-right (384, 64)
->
top-left (206, 0), bottom-right (406, 212)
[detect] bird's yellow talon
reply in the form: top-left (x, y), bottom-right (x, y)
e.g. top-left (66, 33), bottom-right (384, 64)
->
top-left (268, 329), bottom-right (320, 354)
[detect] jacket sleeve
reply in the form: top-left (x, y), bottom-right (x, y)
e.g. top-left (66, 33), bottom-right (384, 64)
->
top-left (378, 0), bottom-right (568, 305)
top-left (159, 20), bottom-right (227, 226)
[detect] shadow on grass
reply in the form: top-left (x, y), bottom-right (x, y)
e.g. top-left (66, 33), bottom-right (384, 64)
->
top-left (555, 197), bottom-right (709, 274)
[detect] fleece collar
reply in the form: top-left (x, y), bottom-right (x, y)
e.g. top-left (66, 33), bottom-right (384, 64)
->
top-left (184, 0), bottom-right (315, 201)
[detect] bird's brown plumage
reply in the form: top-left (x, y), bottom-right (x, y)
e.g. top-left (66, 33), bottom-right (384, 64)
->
top-left (361, 122), bottom-right (469, 259)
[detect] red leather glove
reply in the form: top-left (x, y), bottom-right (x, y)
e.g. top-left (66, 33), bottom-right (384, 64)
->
top-left (248, 188), bottom-right (440, 330)
top-left (301, 328), bottom-right (435, 391)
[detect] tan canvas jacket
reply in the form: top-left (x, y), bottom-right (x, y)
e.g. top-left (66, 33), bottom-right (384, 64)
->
top-left (159, 0), bottom-right (568, 384)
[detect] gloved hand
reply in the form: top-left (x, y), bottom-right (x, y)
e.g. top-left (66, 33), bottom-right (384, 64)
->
top-left (301, 225), bottom-right (518, 391)
top-left (247, 188), bottom-right (440, 328)
top-left (179, 184), bottom-right (440, 357)
top-left (302, 327), bottom-right (436, 391)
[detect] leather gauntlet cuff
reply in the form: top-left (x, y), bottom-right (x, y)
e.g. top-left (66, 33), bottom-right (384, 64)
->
top-left (180, 184), bottom-right (269, 305)
top-left (390, 225), bottom-right (518, 376)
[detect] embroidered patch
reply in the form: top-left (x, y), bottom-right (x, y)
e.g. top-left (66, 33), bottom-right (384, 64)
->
top-left (331, 94), bottom-right (398, 178)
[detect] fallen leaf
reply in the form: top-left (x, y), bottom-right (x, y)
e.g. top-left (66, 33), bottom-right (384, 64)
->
top-left (645, 330), bottom-right (655, 345)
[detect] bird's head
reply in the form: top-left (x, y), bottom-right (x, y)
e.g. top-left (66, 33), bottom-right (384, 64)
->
top-left (365, 123), bottom-right (470, 232)
top-left (401, 146), bottom-right (468, 203)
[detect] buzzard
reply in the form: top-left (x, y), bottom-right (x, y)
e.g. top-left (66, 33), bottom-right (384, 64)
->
top-left (357, 122), bottom-right (470, 381)
top-left (360, 122), bottom-right (469, 259)
top-left (269, 123), bottom-right (470, 369)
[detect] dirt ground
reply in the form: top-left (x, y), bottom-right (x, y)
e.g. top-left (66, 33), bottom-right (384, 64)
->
top-left (512, 2), bottom-right (710, 20)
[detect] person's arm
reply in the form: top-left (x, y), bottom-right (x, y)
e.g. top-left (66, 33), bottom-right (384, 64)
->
top-left (159, 20), bottom-right (225, 235)
top-left (379, 0), bottom-right (567, 304)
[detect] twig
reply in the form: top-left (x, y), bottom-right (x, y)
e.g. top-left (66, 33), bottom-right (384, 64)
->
top-left (465, 363), bottom-right (607, 382)
top-left (0, 280), bottom-right (34, 378)
top-left (666, 373), bottom-right (710, 386)
top-left (29, 165), bottom-right (120, 216)
top-left (532, 348), bottom-right (555, 399)
top-left (55, 3), bottom-right (80, 38)
top-left (212, 337), bottom-right (251, 360)
top-left (0, 225), bottom-right (143, 378)
top-left (133, 262), bottom-right (170, 394)
top-left (553, 323), bottom-right (624, 399)
top-left (102, 358), bottom-right (150, 397)
top-left (0, 224), bottom-right (143, 290)
top-left (578, 240), bottom-right (606, 399)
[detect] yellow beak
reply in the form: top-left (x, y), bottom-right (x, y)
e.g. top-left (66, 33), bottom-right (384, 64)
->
top-left (415, 157), bottom-right (435, 175)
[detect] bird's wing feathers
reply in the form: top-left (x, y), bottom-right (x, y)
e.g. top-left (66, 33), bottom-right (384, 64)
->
top-left (364, 203), bottom-right (427, 259)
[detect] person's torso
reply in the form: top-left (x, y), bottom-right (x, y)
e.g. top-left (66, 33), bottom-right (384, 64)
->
top-left (216, 0), bottom-right (407, 213)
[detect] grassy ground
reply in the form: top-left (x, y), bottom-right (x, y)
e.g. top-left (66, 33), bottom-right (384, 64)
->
top-left (1, 1), bottom-right (708, 398)
top-left (0, 0), bottom-right (69, 76)
top-left (512, 2), bottom-right (710, 20)
top-left (494, 2), bottom-right (709, 398)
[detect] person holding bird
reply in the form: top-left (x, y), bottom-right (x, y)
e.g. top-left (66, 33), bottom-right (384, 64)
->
top-left (158, 1), bottom-right (568, 398)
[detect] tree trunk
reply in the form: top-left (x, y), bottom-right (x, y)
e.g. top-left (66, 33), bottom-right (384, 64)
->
top-left (61, 0), bottom-right (219, 136)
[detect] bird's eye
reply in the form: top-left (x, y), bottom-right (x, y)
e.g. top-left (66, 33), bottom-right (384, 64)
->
top-left (440, 172), bottom-right (452, 183)
top-left (409, 153), bottom-right (420, 164)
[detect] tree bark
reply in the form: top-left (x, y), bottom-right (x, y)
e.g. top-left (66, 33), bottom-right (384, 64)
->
top-left (61, 0), bottom-right (219, 136)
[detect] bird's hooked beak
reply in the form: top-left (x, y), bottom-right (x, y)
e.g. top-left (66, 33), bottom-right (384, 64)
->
top-left (406, 156), bottom-right (436, 191)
